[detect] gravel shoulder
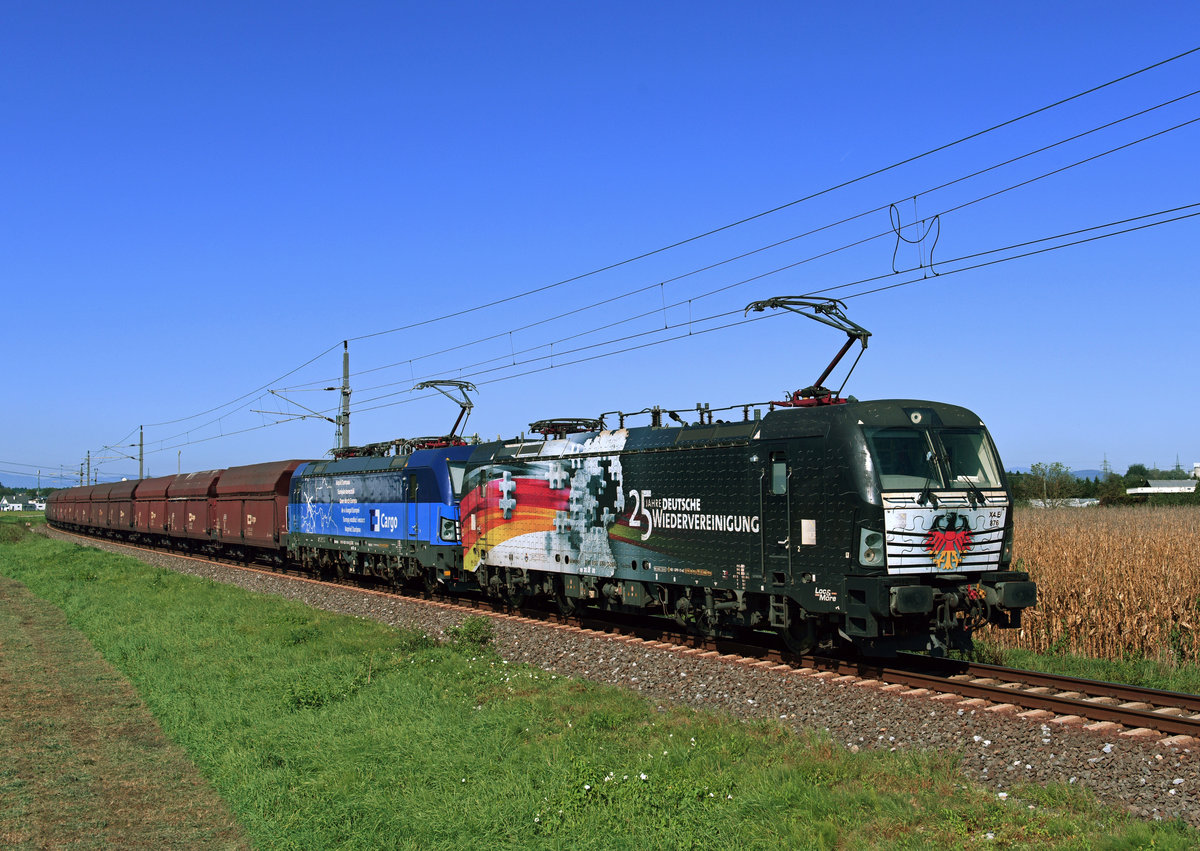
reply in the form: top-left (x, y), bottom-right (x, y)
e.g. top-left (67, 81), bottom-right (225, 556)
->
top-left (44, 528), bottom-right (1200, 826)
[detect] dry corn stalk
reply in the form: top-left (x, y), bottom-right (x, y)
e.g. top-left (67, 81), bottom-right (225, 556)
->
top-left (985, 506), bottom-right (1200, 664)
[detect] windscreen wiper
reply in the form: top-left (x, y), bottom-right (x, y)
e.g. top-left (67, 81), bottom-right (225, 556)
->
top-left (917, 451), bottom-right (939, 508)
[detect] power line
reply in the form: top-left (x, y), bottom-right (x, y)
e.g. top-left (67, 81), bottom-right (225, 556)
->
top-left (300, 202), bottom-right (1200, 423)
top-left (284, 90), bottom-right (1200, 394)
top-left (102, 47), bottom-right (1200, 456)
top-left (340, 46), bottom-right (1200, 346)
top-left (139, 342), bottom-right (343, 430)
top-left (133, 187), bottom-right (1200, 458)
top-left (329, 112), bottom-right (1200, 407)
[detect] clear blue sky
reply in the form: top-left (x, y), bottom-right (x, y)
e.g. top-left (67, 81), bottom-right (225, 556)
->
top-left (3, 2), bottom-right (1198, 487)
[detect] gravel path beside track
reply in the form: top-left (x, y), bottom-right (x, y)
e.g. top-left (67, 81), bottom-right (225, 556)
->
top-left (46, 529), bottom-right (1200, 826)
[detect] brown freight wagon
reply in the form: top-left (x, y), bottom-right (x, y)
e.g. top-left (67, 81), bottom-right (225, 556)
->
top-left (166, 470), bottom-right (222, 541)
top-left (134, 475), bottom-right (175, 539)
top-left (87, 483), bottom-right (111, 529)
top-left (45, 491), bottom-right (62, 524)
top-left (61, 487), bottom-right (88, 526)
top-left (212, 460), bottom-right (310, 555)
top-left (105, 479), bottom-right (140, 533)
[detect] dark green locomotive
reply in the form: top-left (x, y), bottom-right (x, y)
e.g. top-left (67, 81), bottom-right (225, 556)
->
top-left (460, 398), bottom-right (1034, 656)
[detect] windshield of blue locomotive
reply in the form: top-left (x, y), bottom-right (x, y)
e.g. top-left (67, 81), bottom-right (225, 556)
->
top-left (864, 427), bottom-right (1002, 491)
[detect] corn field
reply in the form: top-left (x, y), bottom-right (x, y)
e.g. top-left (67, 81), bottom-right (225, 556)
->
top-left (986, 506), bottom-right (1200, 664)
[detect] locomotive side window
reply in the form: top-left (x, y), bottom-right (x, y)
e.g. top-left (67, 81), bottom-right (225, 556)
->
top-left (447, 462), bottom-right (468, 499)
top-left (865, 428), bottom-right (940, 490)
top-left (937, 429), bottom-right (1002, 489)
top-left (769, 453), bottom-right (788, 495)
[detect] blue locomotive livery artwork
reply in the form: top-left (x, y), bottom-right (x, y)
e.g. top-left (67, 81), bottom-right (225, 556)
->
top-left (284, 446), bottom-right (475, 587)
top-left (45, 299), bottom-right (1037, 657)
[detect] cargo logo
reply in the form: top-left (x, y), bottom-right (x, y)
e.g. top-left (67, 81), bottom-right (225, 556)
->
top-left (370, 509), bottom-right (399, 533)
top-left (925, 513), bottom-right (973, 571)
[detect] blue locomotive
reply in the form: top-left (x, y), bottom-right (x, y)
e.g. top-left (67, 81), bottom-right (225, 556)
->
top-left (286, 445), bottom-right (474, 589)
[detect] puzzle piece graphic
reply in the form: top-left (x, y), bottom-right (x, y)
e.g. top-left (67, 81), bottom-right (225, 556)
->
top-left (548, 463), bottom-right (569, 490)
top-left (498, 471), bottom-right (517, 519)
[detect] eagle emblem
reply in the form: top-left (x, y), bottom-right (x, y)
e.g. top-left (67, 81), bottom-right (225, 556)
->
top-left (925, 513), bottom-right (972, 571)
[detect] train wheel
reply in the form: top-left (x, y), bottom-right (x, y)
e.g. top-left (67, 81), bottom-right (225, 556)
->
top-left (780, 612), bottom-right (816, 655)
top-left (554, 578), bottom-right (576, 616)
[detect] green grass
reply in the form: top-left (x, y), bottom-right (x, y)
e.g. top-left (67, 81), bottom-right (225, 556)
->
top-left (4, 516), bottom-right (1199, 849)
top-left (971, 639), bottom-right (1200, 695)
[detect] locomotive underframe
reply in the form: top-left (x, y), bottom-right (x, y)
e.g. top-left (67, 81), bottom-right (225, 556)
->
top-left (470, 560), bottom-right (1035, 655)
top-left (289, 532), bottom-right (466, 589)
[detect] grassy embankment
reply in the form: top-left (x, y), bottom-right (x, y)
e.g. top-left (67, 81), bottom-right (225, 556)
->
top-left (2, 516), bottom-right (1197, 849)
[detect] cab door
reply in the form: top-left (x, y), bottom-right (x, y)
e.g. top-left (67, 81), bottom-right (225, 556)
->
top-left (760, 436), bottom-right (826, 585)
top-left (760, 446), bottom-right (792, 585)
top-left (405, 471), bottom-right (422, 545)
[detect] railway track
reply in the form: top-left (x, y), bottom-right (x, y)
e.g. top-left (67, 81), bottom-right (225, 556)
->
top-left (52, 526), bottom-right (1200, 746)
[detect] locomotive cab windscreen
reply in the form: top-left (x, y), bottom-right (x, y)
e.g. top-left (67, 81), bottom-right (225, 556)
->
top-left (864, 426), bottom-right (1002, 492)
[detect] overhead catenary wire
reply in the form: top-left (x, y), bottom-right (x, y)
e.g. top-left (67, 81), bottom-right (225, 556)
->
top-left (282, 89), bottom-right (1200, 394)
top-left (133, 195), bottom-right (1200, 457)
top-left (270, 202), bottom-right (1200, 423)
top-left (331, 113), bottom-right (1200, 406)
top-left (340, 45), bottom-right (1200, 346)
top-left (91, 46), bottom-right (1200, 460)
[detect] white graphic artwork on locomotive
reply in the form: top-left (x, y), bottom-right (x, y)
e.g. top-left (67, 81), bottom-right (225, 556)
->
top-left (465, 429), bottom-right (628, 576)
top-left (880, 490), bottom-right (1009, 575)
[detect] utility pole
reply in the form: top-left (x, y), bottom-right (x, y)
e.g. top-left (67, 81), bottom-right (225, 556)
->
top-left (339, 341), bottom-right (351, 451)
top-left (255, 341), bottom-right (352, 453)
top-left (86, 451), bottom-right (91, 485)
top-left (139, 425), bottom-right (144, 480)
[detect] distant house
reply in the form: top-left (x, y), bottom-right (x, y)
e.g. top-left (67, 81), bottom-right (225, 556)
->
top-left (1126, 480), bottom-right (1199, 496)
top-left (1028, 498), bottom-right (1100, 508)
top-left (0, 496), bottom-right (25, 512)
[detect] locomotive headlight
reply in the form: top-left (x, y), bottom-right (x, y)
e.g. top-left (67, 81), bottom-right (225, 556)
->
top-left (858, 529), bottom-right (885, 567)
top-left (440, 517), bottom-right (459, 542)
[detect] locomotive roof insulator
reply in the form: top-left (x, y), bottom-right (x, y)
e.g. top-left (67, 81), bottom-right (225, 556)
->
top-left (330, 435), bottom-right (469, 459)
top-left (745, 296), bottom-right (871, 407)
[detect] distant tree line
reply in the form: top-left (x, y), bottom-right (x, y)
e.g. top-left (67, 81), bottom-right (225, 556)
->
top-left (1007, 463), bottom-right (1199, 507)
top-left (0, 484), bottom-right (60, 498)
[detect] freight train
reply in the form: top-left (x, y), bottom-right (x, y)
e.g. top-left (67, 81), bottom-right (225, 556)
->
top-left (46, 397), bottom-right (1035, 656)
